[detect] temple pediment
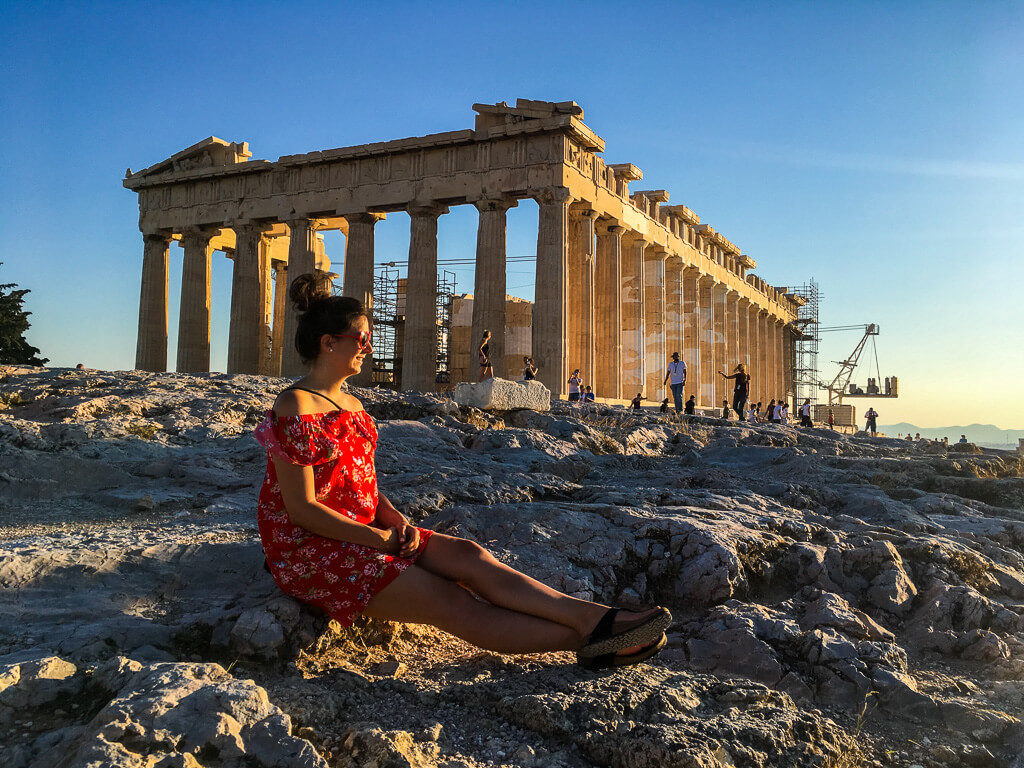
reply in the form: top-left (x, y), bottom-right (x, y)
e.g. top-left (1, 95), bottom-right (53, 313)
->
top-left (125, 137), bottom-right (252, 180)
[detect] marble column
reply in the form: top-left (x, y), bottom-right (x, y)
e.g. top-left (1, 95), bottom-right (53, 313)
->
top-left (258, 238), bottom-right (274, 375)
top-left (595, 221), bottom-right (624, 400)
top-left (227, 222), bottom-right (269, 375)
top-left (665, 257), bottom-right (684, 392)
top-left (774, 319), bottom-right (785, 404)
top-left (343, 212), bottom-right (380, 386)
top-left (271, 261), bottom-right (287, 376)
top-left (725, 291), bottom-right (740, 376)
top-left (738, 298), bottom-right (751, 383)
top-left (759, 312), bottom-right (772, 404)
top-left (280, 218), bottom-right (319, 377)
top-left (135, 233), bottom-right (171, 372)
top-left (471, 198), bottom-right (516, 380)
top-left (402, 204), bottom-right (448, 392)
top-left (534, 187), bottom-right (572, 397)
top-left (783, 325), bottom-right (794, 404)
top-left (682, 267), bottom-right (700, 402)
top-left (712, 284), bottom-right (728, 407)
top-left (579, 208), bottom-right (599, 392)
top-left (343, 213), bottom-right (381, 312)
top-left (697, 277), bottom-right (715, 408)
top-left (753, 307), bottom-right (761, 405)
top-left (620, 232), bottom-right (646, 399)
top-left (644, 248), bottom-right (667, 402)
top-left (176, 228), bottom-right (214, 373)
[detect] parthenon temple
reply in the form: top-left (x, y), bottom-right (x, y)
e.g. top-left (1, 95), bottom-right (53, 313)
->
top-left (124, 99), bottom-right (804, 407)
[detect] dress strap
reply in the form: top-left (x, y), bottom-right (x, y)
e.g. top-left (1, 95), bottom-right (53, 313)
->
top-left (280, 385), bottom-right (345, 412)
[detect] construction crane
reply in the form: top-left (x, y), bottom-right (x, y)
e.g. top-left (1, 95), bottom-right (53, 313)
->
top-left (819, 323), bottom-right (899, 406)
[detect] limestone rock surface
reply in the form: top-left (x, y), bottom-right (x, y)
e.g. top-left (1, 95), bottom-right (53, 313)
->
top-left (3, 366), bottom-right (1024, 768)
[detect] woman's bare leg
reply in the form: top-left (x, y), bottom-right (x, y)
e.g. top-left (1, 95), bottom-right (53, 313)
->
top-left (415, 534), bottom-right (658, 645)
top-left (362, 564), bottom-right (581, 653)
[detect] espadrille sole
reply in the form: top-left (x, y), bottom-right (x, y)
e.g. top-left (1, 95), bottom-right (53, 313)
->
top-left (577, 632), bottom-right (667, 670)
top-left (578, 607), bottom-right (672, 658)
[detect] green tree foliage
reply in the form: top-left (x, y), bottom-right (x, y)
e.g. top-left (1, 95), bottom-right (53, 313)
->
top-left (0, 263), bottom-right (48, 366)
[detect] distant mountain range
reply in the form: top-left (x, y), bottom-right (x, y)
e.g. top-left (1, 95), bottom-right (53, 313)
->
top-left (879, 423), bottom-right (1024, 449)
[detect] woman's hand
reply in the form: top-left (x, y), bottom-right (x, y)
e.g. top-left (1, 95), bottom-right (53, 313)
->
top-left (385, 523), bottom-right (420, 557)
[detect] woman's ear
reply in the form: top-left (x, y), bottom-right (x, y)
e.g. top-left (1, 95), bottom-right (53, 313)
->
top-left (321, 334), bottom-right (336, 354)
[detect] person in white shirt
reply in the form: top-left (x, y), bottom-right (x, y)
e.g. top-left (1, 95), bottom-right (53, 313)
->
top-left (663, 352), bottom-right (687, 413)
top-left (780, 402), bottom-right (789, 424)
top-left (568, 369), bottom-right (582, 403)
top-left (798, 399), bottom-right (813, 427)
top-left (865, 408), bottom-right (879, 435)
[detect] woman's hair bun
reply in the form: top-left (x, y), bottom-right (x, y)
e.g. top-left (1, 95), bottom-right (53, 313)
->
top-left (289, 273), bottom-right (331, 313)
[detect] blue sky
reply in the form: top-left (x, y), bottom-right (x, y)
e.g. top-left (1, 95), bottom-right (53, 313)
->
top-left (1, 1), bottom-right (1022, 428)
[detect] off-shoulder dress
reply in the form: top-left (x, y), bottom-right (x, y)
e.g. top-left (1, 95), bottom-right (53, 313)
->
top-left (253, 398), bottom-right (432, 626)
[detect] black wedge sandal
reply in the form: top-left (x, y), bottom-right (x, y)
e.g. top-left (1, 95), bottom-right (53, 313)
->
top-left (577, 606), bottom-right (672, 659)
top-left (577, 632), bottom-right (667, 670)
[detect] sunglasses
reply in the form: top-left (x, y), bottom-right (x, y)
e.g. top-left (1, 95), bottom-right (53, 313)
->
top-left (332, 331), bottom-right (373, 349)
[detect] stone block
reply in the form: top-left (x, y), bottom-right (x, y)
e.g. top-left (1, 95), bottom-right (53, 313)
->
top-left (453, 378), bottom-right (550, 412)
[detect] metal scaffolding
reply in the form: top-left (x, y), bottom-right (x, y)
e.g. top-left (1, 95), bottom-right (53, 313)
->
top-left (784, 279), bottom-right (821, 407)
top-left (364, 263), bottom-right (458, 390)
top-left (435, 270), bottom-right (456, 386)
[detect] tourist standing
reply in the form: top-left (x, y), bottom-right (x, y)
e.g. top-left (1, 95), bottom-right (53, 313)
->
top-left (663, 352), bottom-right (687, 413)
top-left (522, 357), bottom-right (537, 381)
top-left (478, 331), bottom-right (493, 382)
top-left (864, 407), bottom-right (878, 436)
top-left (766, 398), bottom-right (777, 422)
top-left (827, 409), bottom-right (835, 430)
top-left (718, 364), bottom-right (750, 423)
top-left (568, 369), bottom-right (582, 403)
top-left (721, 399), bottom-right (731, 419)
top-left (780, 400), bottom-right (789, 425)
top-left (799, 399), bottom-right (813, 427)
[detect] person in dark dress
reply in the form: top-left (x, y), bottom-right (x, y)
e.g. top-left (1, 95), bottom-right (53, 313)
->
top-left (478, 331), bottom-right (493, 381)
top-left (718, 364), bottom-right (750, 423)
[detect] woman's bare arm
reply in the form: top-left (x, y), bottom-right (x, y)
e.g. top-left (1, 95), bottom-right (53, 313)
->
top-left (273, 457), bottom-right (397, 552)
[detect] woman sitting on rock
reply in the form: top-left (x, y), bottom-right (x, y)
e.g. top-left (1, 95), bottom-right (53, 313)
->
top-left (253, 275), bottom-right (671, 669)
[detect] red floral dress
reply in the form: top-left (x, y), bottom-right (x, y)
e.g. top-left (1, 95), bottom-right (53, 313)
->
top-left (253, 408), bottom-right (432, 626)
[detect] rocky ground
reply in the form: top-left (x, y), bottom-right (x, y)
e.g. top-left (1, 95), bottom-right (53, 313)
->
top-left (2, 366), bottom-right (1024, 768)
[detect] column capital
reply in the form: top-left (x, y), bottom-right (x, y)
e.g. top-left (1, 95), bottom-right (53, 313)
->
top-left (407, 202), bottom-right (450, 219)
top-left (473, 196), bottom-right (518, 213)
top-left (284, 217), bottom-right (321, 231)
top-left (595, 219), bottom-right (624, 236)
top-left (644, 245), bottom-right (670, 261)
top-left (535, 186), bottom-right (573, 205)
top-left (141, 231), bottom-right (173, 245)
top-left (342, 212), bottom-right (386, 225)
top-left (179, 226), bottom-right (217, 248)
top-left (570, 200), bottom-right (599, 217)
top-left (230, 219), bottom-right (273, 234)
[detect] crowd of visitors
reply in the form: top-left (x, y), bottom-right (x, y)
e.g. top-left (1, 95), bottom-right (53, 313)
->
top-left (555, 350), bottom-right (907, 439)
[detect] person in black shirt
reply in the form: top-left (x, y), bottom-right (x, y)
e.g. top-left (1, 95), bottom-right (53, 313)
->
top-left (630, 393), bottom-right (643, 410)
top-left (684, 395), bottom-right (696, 415)
top-left (718, 364), bottom-right (750, 423)
top-left (522, 356), bottom-right (537, 381)
top-left (659, 398), bottom-right (670, 413)
top-left (478, 331), bottom-right (492, 382)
